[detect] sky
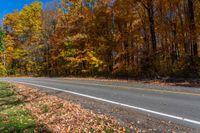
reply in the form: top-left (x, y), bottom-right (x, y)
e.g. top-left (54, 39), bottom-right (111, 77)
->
top-left (0, 0), bottom-right (51, 21)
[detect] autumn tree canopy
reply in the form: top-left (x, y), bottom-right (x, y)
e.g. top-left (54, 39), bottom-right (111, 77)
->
top-left (0, 0), bottom-right (200, 78)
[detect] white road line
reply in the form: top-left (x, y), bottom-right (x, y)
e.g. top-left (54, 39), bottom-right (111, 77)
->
top-left (3, 80), bottom-right (200, 126)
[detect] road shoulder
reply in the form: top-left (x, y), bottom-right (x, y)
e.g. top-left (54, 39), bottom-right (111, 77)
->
top-left (18, 83), bottom-right (198, 133)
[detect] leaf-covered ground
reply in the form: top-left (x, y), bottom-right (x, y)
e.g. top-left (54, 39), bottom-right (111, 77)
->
top-left (0, 82), bottom-right (126, 132)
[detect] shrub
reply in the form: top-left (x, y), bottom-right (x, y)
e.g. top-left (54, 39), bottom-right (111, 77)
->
top-left (0, 63), bottom-right (6, 76)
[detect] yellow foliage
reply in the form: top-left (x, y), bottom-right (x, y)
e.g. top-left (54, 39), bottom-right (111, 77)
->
top-left (0, 63), bottom-right (6, 76)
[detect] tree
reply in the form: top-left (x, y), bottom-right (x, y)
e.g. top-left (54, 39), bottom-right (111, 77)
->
top-left (0, 28), bottom-right (6, 76)
top-left (0, 28), bottom-right (4, 52)
top-left (139, 0), bottom-right (157, 51)
top-left (3, 2), bottom-right (43, 75)
top-left (187, 0), bottom-right (198, 56)
top-left (1, 0), bottom-right (200, 78)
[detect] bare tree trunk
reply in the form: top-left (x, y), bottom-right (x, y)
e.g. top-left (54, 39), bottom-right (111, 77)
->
top-left (188, 0), bottom-right (198, 56)
top-left (147, 0), bottom-right (157, 51)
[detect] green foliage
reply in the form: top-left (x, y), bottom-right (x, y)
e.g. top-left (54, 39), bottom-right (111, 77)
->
top-left (0, 28), bottom-right (5, 52)
top-left (6, 69), bottom-right (16, 75)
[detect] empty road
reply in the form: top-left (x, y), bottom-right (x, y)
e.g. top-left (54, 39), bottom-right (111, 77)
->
top-left (1, 77), bottom-right (200, 129)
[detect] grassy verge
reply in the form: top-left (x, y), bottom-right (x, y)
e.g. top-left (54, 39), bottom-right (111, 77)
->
top-left (0, 82), bottom-right (36, 133)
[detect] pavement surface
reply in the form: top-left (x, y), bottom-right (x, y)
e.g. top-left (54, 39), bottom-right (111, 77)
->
top-left (1, 77), bottom-right (200, 130)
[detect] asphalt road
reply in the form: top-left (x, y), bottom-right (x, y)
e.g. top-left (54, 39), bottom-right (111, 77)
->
top-left (1, 77), bottom-right (200, 129)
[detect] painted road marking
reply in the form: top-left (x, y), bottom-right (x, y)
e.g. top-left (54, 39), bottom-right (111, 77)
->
top-left (39, 78), bottom-right (200, 97)
top-left (3, 80), bottom-right (200, 126)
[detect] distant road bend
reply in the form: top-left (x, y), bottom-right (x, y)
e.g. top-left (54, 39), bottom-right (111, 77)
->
top-left (1, 77), bottom-right (200, 129)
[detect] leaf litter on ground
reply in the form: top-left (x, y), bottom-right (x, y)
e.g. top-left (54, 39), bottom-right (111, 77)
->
top-left (14, 84), bottom-right (127, 133)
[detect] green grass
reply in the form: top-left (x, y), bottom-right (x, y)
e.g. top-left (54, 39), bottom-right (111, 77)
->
top-left (0, 82), bottom-right (36, 133)
top-left (0, 83), bottom-right (14, 98)
top-left (40, 104), bottom-right (49, 113)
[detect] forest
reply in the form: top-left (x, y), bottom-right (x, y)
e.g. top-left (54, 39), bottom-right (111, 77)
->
top-left (0, 0), bottom-right (200, 78)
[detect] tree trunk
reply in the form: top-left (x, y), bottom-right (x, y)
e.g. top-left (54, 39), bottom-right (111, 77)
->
top-left (147, 0), bottom-right (157, 51)
top-left (188, 0), bottom-right (198, 56)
